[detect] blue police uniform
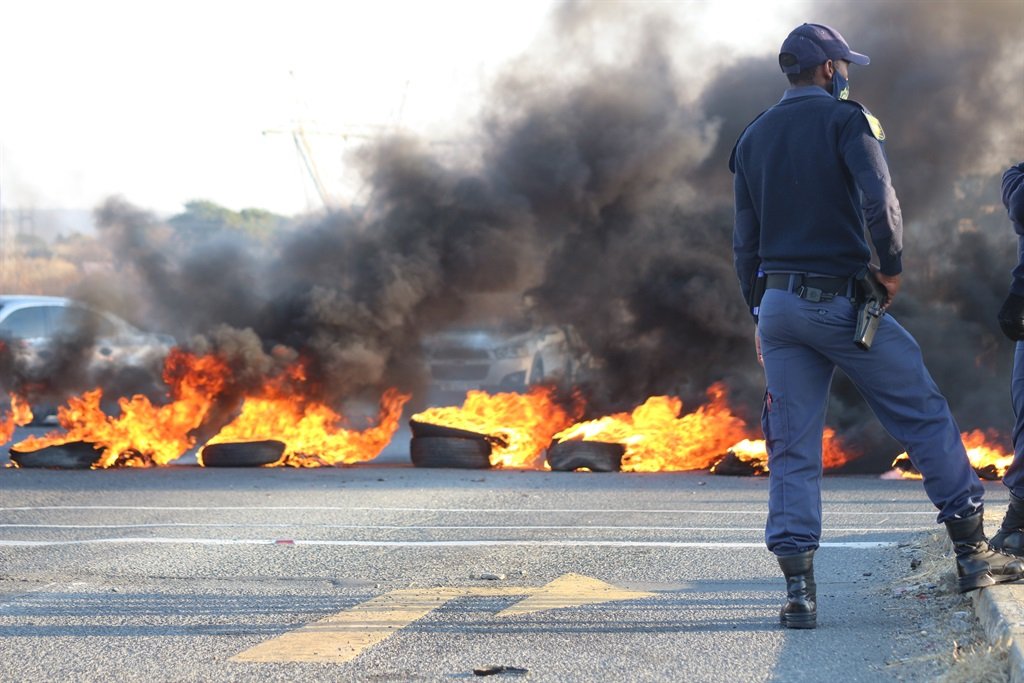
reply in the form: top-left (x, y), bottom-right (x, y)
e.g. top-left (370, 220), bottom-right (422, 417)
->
top-left (731, 86), bottom-right (984, 557)
top-left (997, 163), bottom-right (1024, 498)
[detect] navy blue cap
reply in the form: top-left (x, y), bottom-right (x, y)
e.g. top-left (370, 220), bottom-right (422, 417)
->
top-left (779, 23), bottom-right (870, 74)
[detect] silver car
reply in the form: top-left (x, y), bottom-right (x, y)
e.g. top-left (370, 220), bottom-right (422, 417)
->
top-left (0, 296), bottom-right (175, 422)
top-left (0, 295), bottom-right (174, 365)
top-left (423, 323), bottom-right (591, 402)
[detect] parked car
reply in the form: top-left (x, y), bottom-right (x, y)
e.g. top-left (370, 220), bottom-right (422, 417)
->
top-left (422, 321), bottom-right (592, 402)
top-left (0, 295), bottom-right (176, 420)
top-left (0, 295), bottom-right (174, 364)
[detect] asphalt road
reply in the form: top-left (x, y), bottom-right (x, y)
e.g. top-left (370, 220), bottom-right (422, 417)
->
top-left (0, 430), bottom-right (996, 682)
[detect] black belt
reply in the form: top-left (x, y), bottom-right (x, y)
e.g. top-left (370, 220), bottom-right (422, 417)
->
top-left (765, 273), bottom-right (853, 302)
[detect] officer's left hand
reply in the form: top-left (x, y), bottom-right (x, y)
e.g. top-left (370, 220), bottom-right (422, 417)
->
top-left (755, 327), bottom-right (763, 367)
top-left (874, 272), bottom-right (901, 310)
top-left (998, 293), bottom-right (1024, 341)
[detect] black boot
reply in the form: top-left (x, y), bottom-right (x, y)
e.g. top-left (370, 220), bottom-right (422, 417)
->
top-left (777, 550), bottom-right (816, 629)
top-left (990, 493), bottom-right (1024, 557)
top-left (945, 512), bottom-right (1024, 593)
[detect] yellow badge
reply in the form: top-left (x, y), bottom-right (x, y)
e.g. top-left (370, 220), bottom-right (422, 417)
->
top-left (865, 112), bottom-right (886, 141)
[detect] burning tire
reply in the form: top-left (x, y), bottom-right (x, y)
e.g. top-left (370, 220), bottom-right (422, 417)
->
top-left (546, 440), bottom-right (624, 472)
top-left (200, 440), bottom-right (286, 467)
top-left (409, 419), bottom-right (493, 443)
top-left (9, 441), bottom-right (102, 469)
top-left (410, 436), bottom-right (492, 469)
top-left (711, 451), bottom-right (768, 476)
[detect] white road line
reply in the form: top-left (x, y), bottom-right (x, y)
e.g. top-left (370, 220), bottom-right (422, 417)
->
top-left (0, 523), bottom-right (926, 532)
top-left (0, 537), bottom-right (897, 549)
top-left (0, 505), bottom-right (939, 515)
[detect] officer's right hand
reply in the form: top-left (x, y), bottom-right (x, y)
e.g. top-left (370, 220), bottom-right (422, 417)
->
top-left (874, 272), bottom-right (901, 310)
top-left (998, 293), bottom-right (1024, 341)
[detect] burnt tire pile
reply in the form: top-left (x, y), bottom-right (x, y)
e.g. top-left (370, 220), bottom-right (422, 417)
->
top-left (409, 420), bottom-right (493, 469)
top-left (407, 419), bottom-right (626, 472)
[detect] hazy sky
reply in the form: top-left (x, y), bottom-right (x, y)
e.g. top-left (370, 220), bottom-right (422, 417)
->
top-left (0, 0), bottom-right (795, 217)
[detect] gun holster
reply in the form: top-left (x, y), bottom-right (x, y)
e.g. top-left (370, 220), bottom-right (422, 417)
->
top-left (853, 270), bottom-right (885, 351)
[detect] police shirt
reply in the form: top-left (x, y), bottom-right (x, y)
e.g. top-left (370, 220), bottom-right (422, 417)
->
top-left (1002, 163), bottom-right (1024, 296)
top-left (731, 86), bottom-right (903, 305)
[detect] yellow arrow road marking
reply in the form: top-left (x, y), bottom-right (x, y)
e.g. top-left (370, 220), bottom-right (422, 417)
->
top-left (496, 573), bottom-right (656, 617)
top-left (231, 574), bottom-right (655, 664)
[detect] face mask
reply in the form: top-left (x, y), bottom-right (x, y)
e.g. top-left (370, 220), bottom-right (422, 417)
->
top-left (831, 69), bottom-right (850, 100)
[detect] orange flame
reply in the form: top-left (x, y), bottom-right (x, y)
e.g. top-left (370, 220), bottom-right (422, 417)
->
top-left (710, 438), bottom-right (769, 475)
top-left (553, 383), bottom-right (749, 472)
top-left (0, 394), bottom-right (33, 446)
top-left (892, 429), bottom-right (1013, 480)
top-left (412, 386), bottom-right (583, 468)
top-left (203, 384), bottom-right (410, 467)
top-left (712, 427), bottom-right (853, 474)
top-left (12, 349), bottom-right (230, 468)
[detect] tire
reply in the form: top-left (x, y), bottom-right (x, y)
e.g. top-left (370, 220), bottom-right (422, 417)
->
top-left (546, 440), bottom-right (623, 472)
top-left (9, 441), bottom-right (102, 469)
top-left (710, 451), bottom-right (767, 476)
top-left (201, 440), bottom-right (286, 467)
top-left (408, 419), bottom-right (492, 443)
top-left (410, 436), bottom-right (492, 469)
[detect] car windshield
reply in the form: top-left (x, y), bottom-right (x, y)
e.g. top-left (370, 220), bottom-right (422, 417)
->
top-left (53, 307), bottom-right (119, 337)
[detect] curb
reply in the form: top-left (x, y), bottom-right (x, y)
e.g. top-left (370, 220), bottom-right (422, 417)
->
top-left (973, 584), bottom-right (1024, 682)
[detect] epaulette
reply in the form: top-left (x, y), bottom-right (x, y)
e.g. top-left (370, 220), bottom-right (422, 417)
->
top-left (728, 109), bottom-right (768, 173)
top-left (840, 99), bottom-right (886, 141)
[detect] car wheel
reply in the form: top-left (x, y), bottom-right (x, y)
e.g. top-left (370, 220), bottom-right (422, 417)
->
top-left (201, 440), bottom-right (286, 467)
top-left (410, 436), bottom-right (492, 469)
top-left (546, 440), bottom-right (624, 472)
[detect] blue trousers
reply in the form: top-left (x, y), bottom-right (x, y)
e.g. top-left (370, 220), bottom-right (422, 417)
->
top-left (757, 288), bottom-right (984, 556)
top-left (1001, 343), bottom-right (1024, 498)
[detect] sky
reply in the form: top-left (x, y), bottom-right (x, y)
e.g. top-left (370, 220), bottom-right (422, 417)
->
top-left (0, 0), bottom-right (796, 219)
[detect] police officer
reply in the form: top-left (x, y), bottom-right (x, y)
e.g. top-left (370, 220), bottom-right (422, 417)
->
top-left (730, 23), bottom-right (1024, 629)
top-left (987, 164), bottom-right (1024, 554)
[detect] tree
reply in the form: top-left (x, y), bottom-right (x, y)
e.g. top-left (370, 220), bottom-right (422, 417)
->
top-left (168, 200), bottom-right (290, 243)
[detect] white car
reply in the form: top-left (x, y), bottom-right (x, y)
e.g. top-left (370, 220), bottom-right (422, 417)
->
top-left (423, 323), bottom-right (591, 401)
top-left (0, 295), bottom-right (175, 418)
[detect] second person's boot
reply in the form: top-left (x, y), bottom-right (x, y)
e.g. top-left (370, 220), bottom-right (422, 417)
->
top-left (945, 512), bottom-right (1024, 593)
top-left (777, 550), bottom-right (816, 629)
top-left (990, 492), bottom-right (1024, 557)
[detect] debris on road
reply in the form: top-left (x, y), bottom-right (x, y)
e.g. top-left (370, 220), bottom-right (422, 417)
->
top-left (473, 665), bottom-right (529, 676)
top-left (472, 572), bottom-right (506, 581)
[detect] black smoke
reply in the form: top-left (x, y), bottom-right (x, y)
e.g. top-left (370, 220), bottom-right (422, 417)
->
top-left (8, 0), bottom-right (1022, 469)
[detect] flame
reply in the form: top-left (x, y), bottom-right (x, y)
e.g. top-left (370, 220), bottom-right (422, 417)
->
top-left (203, 383), bottom-right (411, 467)
top-left (891, 429), bottom-right (1013, 480)
top-left (710, 438), bottom-right (769, 475)
top-left (553, 383), bottom-right (749, 472)
top-left (12, 349), bottom-right (230, 467)
top-left (412, 386), bottom-right (583, 468)
top-left (0, 394), bottom-right (33, 445)
top-left (711, 427), bottom-right (853, 474)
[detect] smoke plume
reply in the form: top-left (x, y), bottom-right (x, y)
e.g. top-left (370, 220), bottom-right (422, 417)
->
top-left (6, 0), bottom-right (1022, 469)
